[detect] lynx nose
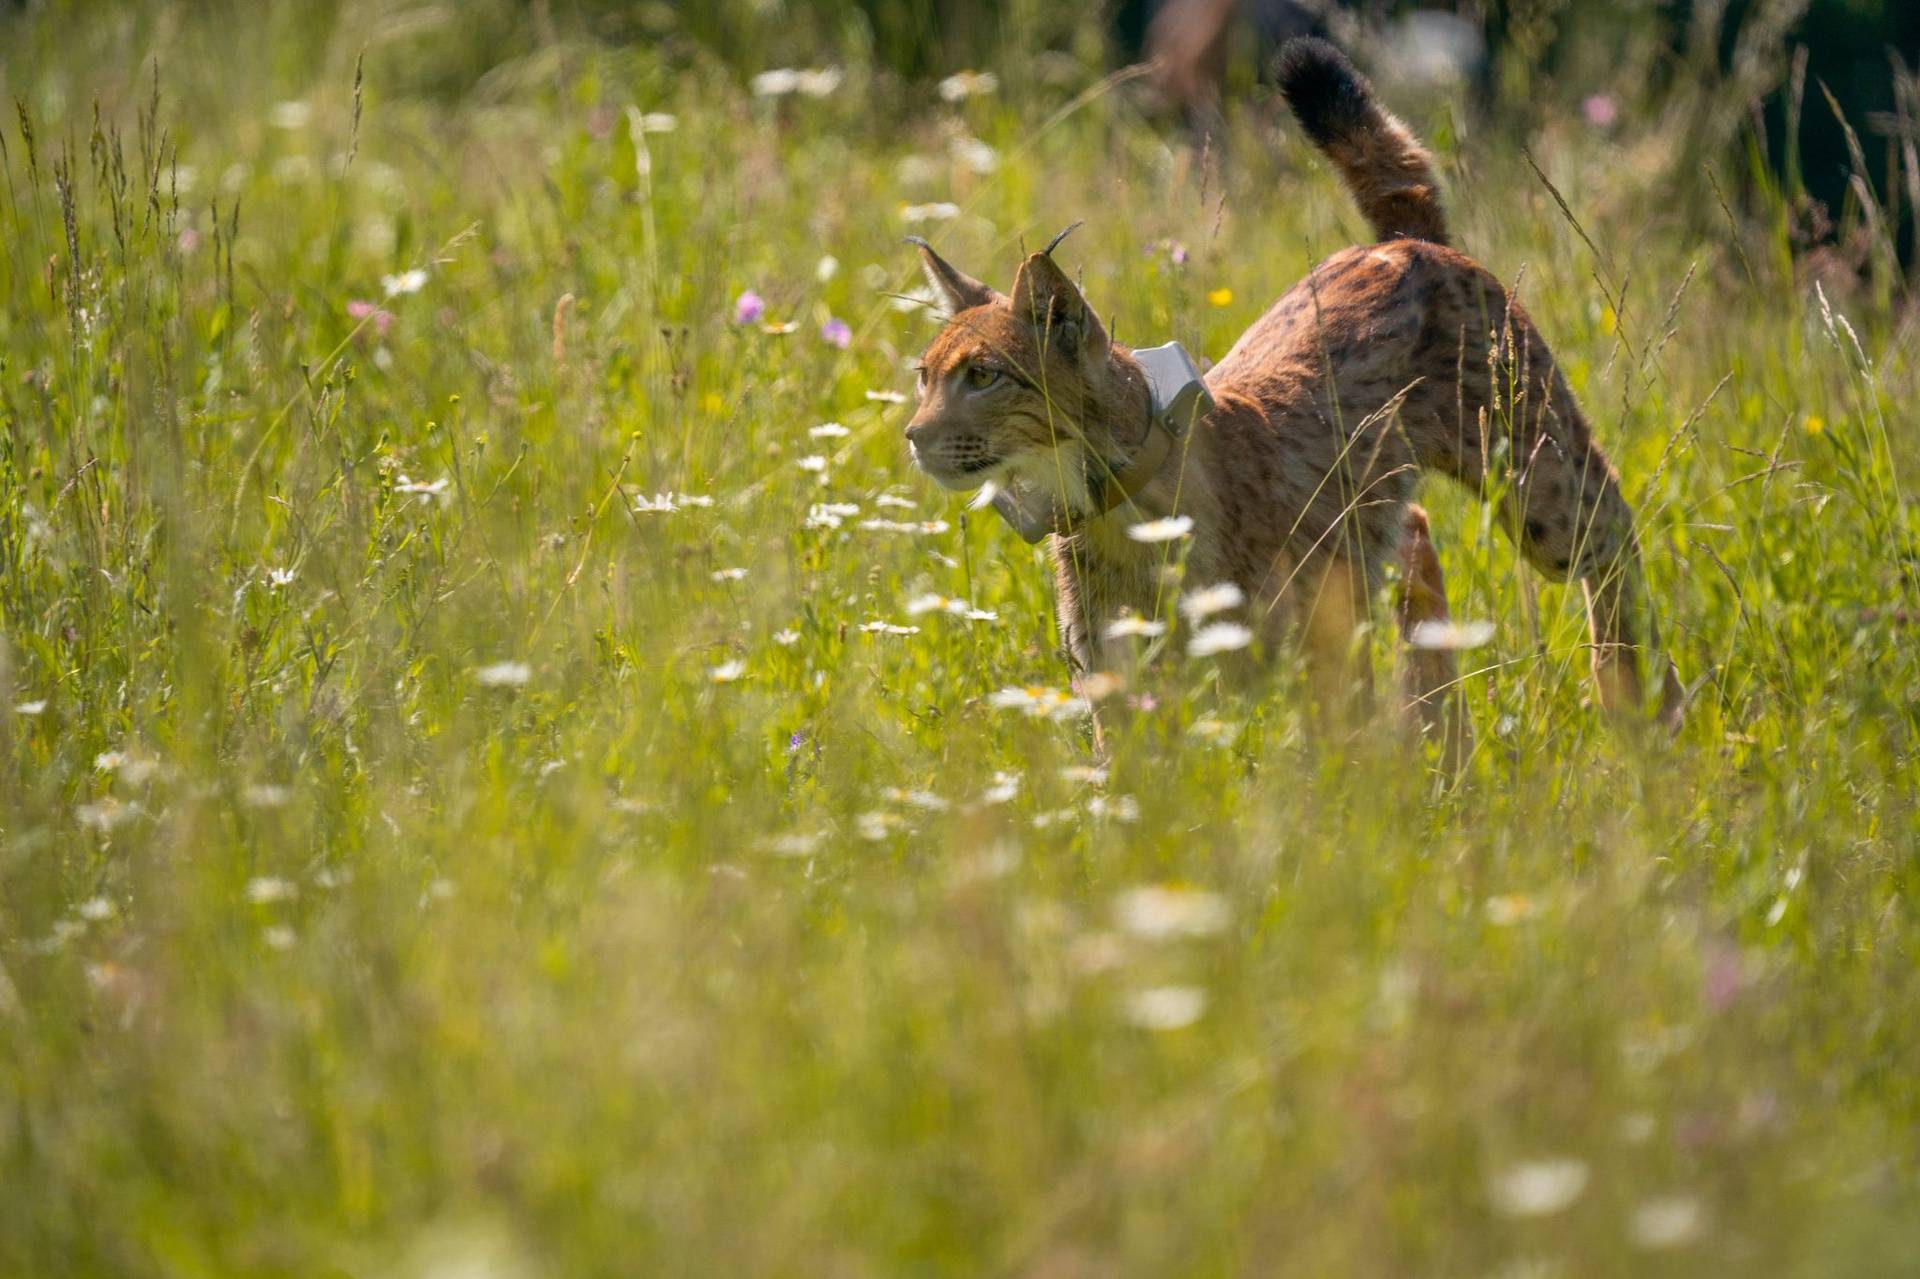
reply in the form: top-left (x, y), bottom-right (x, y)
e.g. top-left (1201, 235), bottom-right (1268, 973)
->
top-left (904, 417), bottom-right (932, 446)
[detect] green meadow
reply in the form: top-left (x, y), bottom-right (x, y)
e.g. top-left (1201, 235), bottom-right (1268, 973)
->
top-left (2, 3), bottom-right (1917, 1274)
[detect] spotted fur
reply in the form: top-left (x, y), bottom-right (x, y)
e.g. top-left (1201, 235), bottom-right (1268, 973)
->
top-left (904, 39), bottom-right (1682, 743)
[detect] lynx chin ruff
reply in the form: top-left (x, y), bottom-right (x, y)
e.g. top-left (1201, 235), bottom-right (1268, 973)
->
top-left (904, 37), bottom-right (1684, 751)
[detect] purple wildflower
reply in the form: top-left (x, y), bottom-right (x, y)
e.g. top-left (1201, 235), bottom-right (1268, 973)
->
top-left (1702, 945), bottom-right (1744, 1013)
top-left (734, 290), bottom-right (766, 325)
top-left (820, 316), bottom-right (852, 349)
top-left (1583, 94), bottom-right (1618, 128)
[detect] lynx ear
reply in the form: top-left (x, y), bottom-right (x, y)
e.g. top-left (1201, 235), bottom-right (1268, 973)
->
top-left (907, 237), bottom-right (1003, 315)
top-left (1009, 251), bottom-right (1109, 361)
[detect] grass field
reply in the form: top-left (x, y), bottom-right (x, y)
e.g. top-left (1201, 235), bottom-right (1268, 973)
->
top-left (3, 4), bottom-right (1918, 1275)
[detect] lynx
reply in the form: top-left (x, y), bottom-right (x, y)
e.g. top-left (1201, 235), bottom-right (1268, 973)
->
top-left (904, 38), bottom-right (1682, 751)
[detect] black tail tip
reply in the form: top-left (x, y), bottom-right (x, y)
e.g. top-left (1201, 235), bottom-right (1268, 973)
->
top-left (1275, 37), bottom-right (1373, 147)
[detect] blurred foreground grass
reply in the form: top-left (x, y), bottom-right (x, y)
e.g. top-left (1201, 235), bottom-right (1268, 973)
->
top-left (2, 3), bottom-right (1918, 1275)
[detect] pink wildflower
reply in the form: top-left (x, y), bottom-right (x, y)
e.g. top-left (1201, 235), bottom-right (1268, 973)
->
top-left (346, 299), bottom-right (394, 338)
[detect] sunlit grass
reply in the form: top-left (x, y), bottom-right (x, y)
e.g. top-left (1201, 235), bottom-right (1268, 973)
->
top-left (2, 4), bottom-right (1917, 1275)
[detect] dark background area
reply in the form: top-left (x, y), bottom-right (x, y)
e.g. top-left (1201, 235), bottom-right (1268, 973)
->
top-left (657, 0), bottom-right (1920, 271)
top-left (6, 0), bottom-right (1915, 268)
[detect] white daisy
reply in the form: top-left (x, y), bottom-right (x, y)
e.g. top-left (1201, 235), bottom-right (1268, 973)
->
top-left (75, 799), bottom-right (131, 832)
top-left (773, 628), bottom-right (802, 646)
top-left (805, 502), bottom-right (859, 530)
top-left (938, 70), bottom-right (1000, 101)
top-left (981, 771), bottom-right (1021, 804)
top-left (1187, 621), bottom-right (1254, 657)
top-left (1127, 514), bottom-right (1193, 543)
top-left (794, 68), bottom-right (844, 98)
top-left (1484, 894), bottom-right (1538, 926)
top-left (885, 787), bottom-right (949, 812)
top-left (750, 69), bottom-right (801, 97)
top-left (1488, 1159), bottom-right (1589, 1219)
top-left (1628, 1195), bottom-right (1707, 1250)
top-left (102, 753), bottom-right (157, 784)
top-left (1188, 717), bottom-right (1238, 746)
top-left (1115, 885), bottom-right (1229, 939)
top-left (986, 686), bottom-right (1091, 720)
top-left (245, 876), bottom-right (298, 904)
top-left (905, 593), bottom-right (969, 617)
top-left (901, 201), bottom-right (961, 224)
top-left (858, 518), bottom-right (950, 535)
top-left (381, 268), bottom-right (428, 297)
top-left (243, 784), bottom-right (292, 809)
top-left (394, 474), bottom-right (450, 498)
top-left (709, 660), bottom-right (747, 683)
top-left (809, 421), bottom-right (850, 439)
top-left (710, 567), bottom-right (748, 582)
top-left (476, 661), bottom-right (532, 687)
top-left (865, 389), bottom-right (908, 404)
top-left (856, 810), bottom-right (901, 841)
top-left (1408, 619), bottom-right (1497, 651)
top-left (859, 620), bottom-right (921, 635)
top-left (766, 831), bottom-right (824, 857)
top-left (950, 136), bottom-right (998, 174)
top-left (1179, 581), bottom-right (1245, 620)
top-left (1124, 985), bottom-right (1206, 1031)
top-left (1104, 614), bottom-right (1167, 640)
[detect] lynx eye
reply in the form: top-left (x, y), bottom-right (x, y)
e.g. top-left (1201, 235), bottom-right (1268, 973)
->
top-left (965, 364), bottom-right (1004, 390)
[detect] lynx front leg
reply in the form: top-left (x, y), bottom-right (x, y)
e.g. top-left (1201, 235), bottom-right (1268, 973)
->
top-left (1394, 505), bottom-right (1472, 768)
top-left (1581, 567), bottom-right (1686, 735)
top-left (1297, 553), bottom-right (1376, 730)
top-left (1053, 547), bottom-right (1114, 758)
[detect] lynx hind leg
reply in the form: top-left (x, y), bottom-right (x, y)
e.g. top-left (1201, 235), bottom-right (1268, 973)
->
top-left (1395, 505), bottom-right (1472, 768)
top-left (1582, 573), bottom-right (1686, 736)
top-left (1506, 429), bottom-right (1682, 734)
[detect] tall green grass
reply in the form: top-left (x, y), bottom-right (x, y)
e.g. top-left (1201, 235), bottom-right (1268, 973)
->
top-left (2, 3), bottom-right (1917, 1275)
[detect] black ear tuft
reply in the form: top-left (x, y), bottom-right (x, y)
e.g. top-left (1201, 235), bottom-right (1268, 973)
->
top-left (1043, 221), bottom-right (1084, 258)
top-left (907, 236), bottom-right (1003, 313)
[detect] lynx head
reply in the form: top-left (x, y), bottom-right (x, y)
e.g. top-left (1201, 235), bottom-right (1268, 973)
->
top-left (904, 229), bottom-right (1149, 504)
